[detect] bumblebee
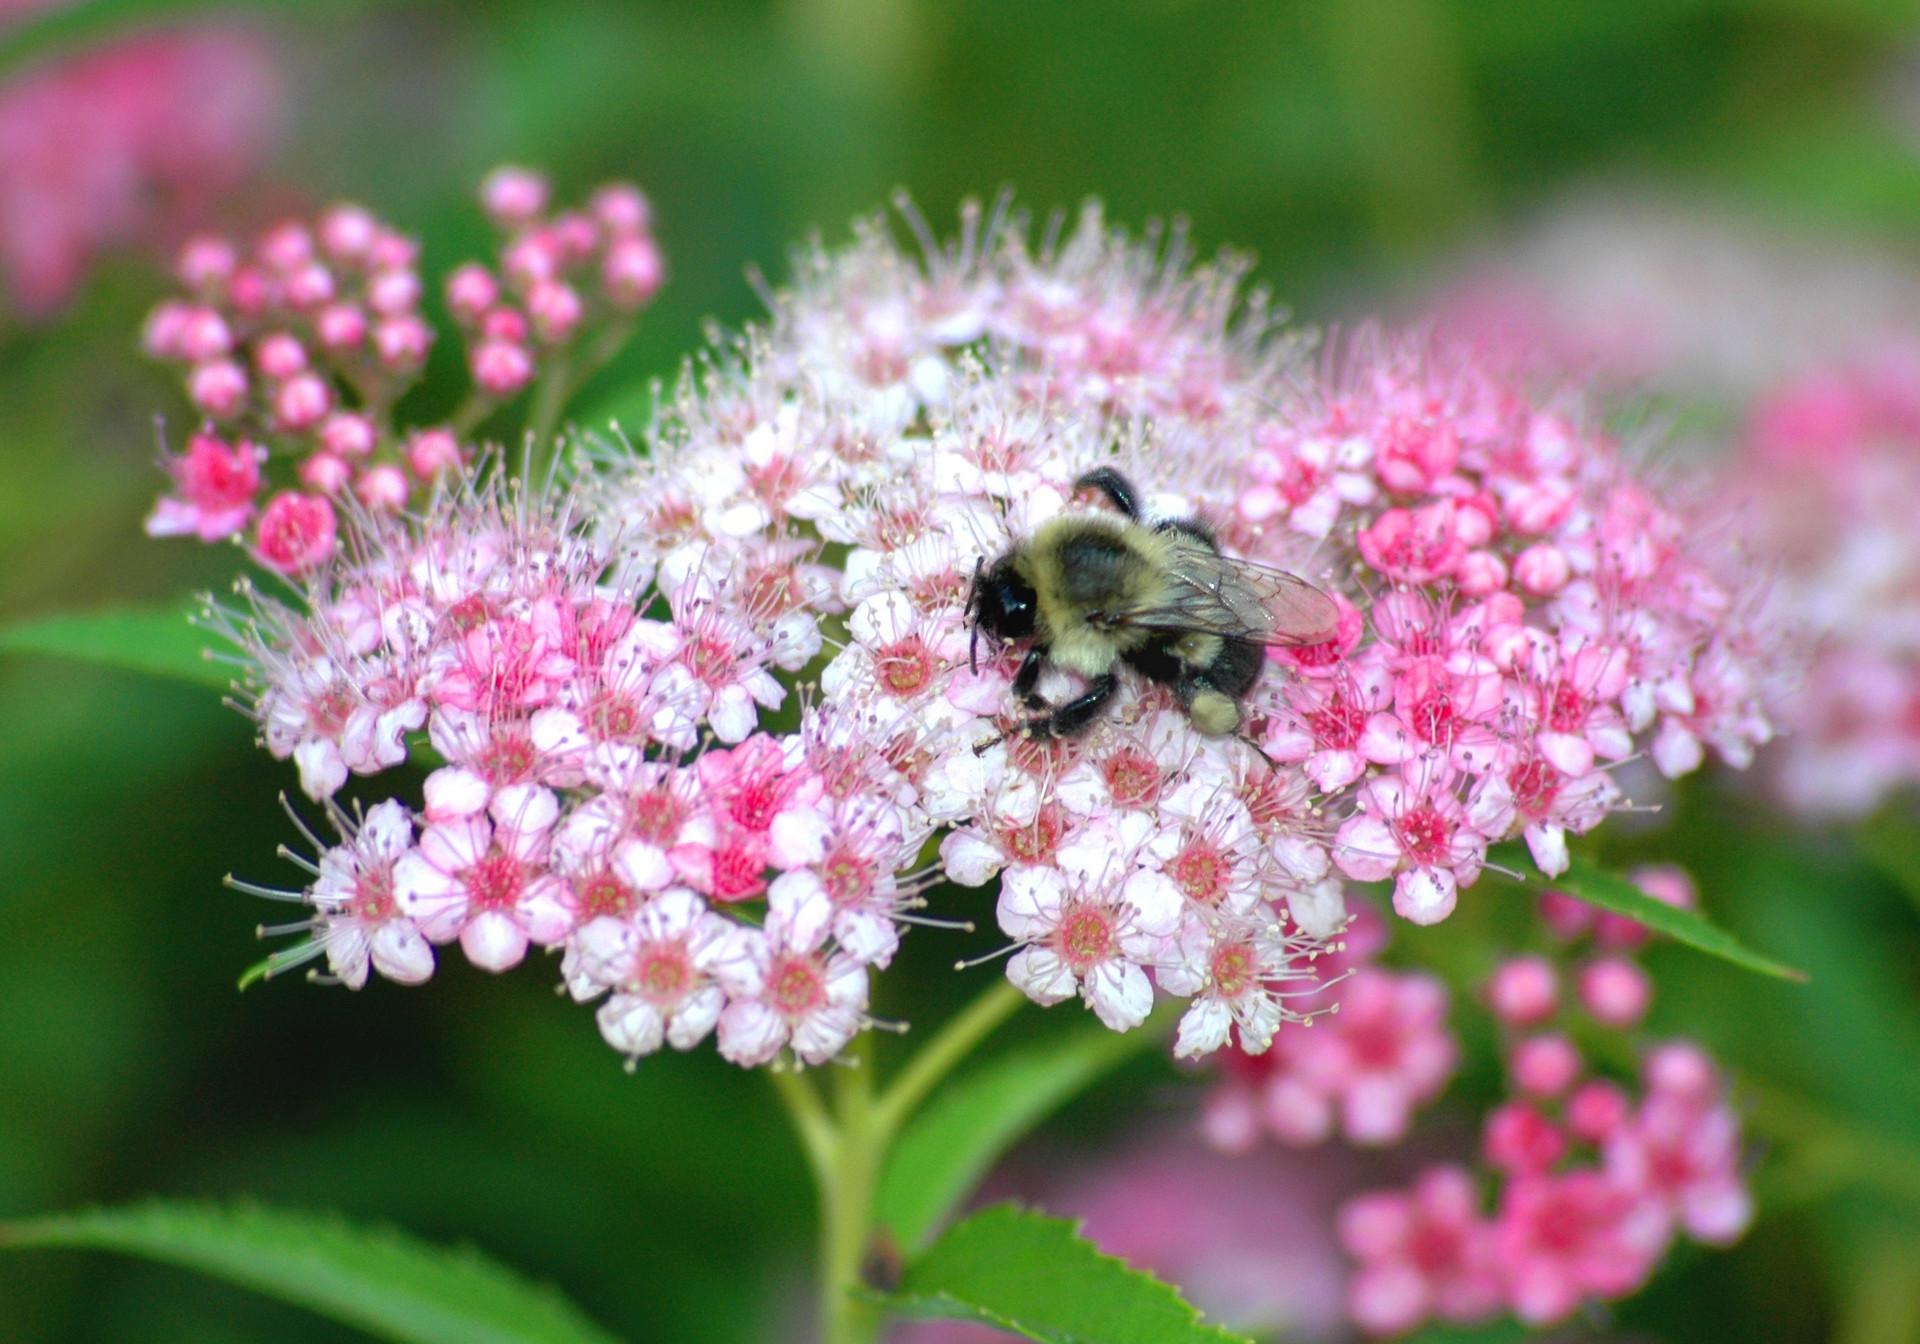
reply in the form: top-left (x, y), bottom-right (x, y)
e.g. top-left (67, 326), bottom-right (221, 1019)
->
top-left (968, 467), bottom-right (1340, 743)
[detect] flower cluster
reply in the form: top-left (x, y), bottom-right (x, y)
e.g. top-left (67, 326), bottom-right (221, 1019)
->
top-left (1732, 347), bottom-right (1920, 818)
top-left (144, 166), bottom-right (661, 571)
top-left (207, 199), bottom-right (1781, 1077)
top-left (1238, 335), bottom-right (1778, 924)
top-left (0, 3), bottom-right (279, 317)
top-left (1339, 874), bottom-right (1751, 1335)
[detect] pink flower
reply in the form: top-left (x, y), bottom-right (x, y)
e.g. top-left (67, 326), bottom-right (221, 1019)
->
top-left (309, 799), bottom-right (434, 988)
top-left (575, 888), bottom-right (733, 1059)
top-left (1335, 769), bottom-right (1490, 924)
top-left (1289, 968), bottom-right (1458, 1145)
top-left (1494, 1171), bottom-right (1664, 1325)
top-left (254, 491), bottom-right (337, 574)
top-left (1339, 1167), bottom-right (1501, 1335)
top-left (394, 785), bottom-right (571, 972)
top-left (713, 913), bottom-right (869, 1066)
top-left (145, 432), bottom-right (261, 541)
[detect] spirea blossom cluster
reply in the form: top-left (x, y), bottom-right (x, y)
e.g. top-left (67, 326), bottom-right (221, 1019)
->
top-left (1340, 870), bottom-right (1751, 1335)
top-left (1733, 347), bottom-right (1920, 818)
top-left (143, 166), bottom-right (661, 571)
top-left (199, 197), bottom-right (1782, 1078)
top-left (0, 0), bottom-right (280, 317)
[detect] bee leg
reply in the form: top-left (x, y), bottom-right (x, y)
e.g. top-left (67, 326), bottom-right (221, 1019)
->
top-left (1011, 645), bottom-right (1050, 710)
top-left (1176, 672), bottom-right (1243, 737)
top-left (1021, 673), bottom-right (1117, 740)
top-left (1073, 467), bottom-right (1141, 520)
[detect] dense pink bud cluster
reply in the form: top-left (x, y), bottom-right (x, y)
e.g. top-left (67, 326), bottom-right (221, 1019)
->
top-left (0, 2), bottom-right (279, 317)
top-left (1730, 347), bottom-right (1920, 817)
top-left (1239, 336), bottom-right (1778, 923)
top-left (143, 166), bottom-right (661, 572)
top-left (1337, 878), bottom-right (1751, 1336)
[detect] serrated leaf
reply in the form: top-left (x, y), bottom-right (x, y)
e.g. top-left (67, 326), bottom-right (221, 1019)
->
top-left (0, 604), bottom-right (233, 691)
top-left (0, 1201), bottom-right (624, 1344)
top-left (878, 1019), bottom-right (1162, 1251)
top-left (1551, 859), bottom-right (1807, 983)
top-left (884, 1205), bottom-right (1250, 1344)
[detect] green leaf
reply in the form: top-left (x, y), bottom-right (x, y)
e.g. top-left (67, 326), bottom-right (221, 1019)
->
top-left (0, 1201), bottom-right (624, 1344)
top-left (877, 1017), bottom-right (1164, 1251)
top-left (884, 1205), bottom-right (1250, 1344)
top-left (0, 604), bottom-right (233, 691)
top-left (1551, 858), bottom-right (1807, 983)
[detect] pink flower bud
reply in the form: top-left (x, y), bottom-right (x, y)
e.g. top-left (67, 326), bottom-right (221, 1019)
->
top-left (445, 264), bottom-right (499, 323)
top-left (319, 204), bottom-right (378, 261)
top-left (1484, 1100), bottom-right (1566, 1173)
top-left (1645, 1041), bottom-right (1716, 1104)
top-left (1454, 492), bottom-right (1498, 546)
top-left (592, 183), bottom-right (651, 235)
top-left (253, 332), bottom-right (309, 380)
top-left (603, 234), bottom-right (662, 309)
top-left (188, 360), bottom-right (249, 419)
top-left (355, 463), bottom-right (410, 510)
top-left (1510, 1033), bottom-right (1581, 1096)
top-left (528, 280), bottom-right (583, 344)
top-left (1506, 479), bottom-right (1576, 534)
top-left (1538, 889), bottom-right (1594, 941)
top-left (176, 235), bottom-right (236, 291)
top-left (1487, 956), bottom-right (1558, 1026)
top-left (298, 451), bottom-right (351, 495)
top-left (552, 211), bottom-right (599, 261)
top-left (257, 221), bottom-right (314, 272)
top-left (1566, 1080), bottom-right (1630, 1141)
top-left (315, 303), bottom-right (368, 352)
top-left (283, 261), bottom-right (336, 309)
top-left (407, 427), bottom-right (464, 479)
top-left (504, 233), bottom-right (561, 289)
top-left (273, 372), bottom-right (331, 432)
top-left (374, 316), bottom-right (432, 370)
top-left (1577, 956), bottom-right (1651, 1028)
top-left (227, 265), bottom-right (272, 317)
top-left (143, 301), bottom-right (192, 359)
top-left (481, 307), bottom-right (529, 343)
top-left (319, 412), bottom-right (376, 459)
top-left (369, 230), bottom-right (419, 270)
top-left (471, 339), bottom-right (534, 395)
top-left (368, 267), bottom-right (422, 316)
top-left (481, 165), bottom-right (550, 226)
top-left (179, 307), bottom-right (233, 362)
top-left (1456, 548), bottom-right (1509, 596)
top-left (1515, 543), bottom-right (1571, 595)
top-left (254, 491), bottom-right (336, 574)
top-left (179, 432), bottom-right (260, 511)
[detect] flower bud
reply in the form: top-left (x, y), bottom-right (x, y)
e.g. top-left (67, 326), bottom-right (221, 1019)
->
top-left (603, 234), bottom-right (663, 308)
top-left (254, 491), bottom-right (337, 574)
top-left (188, 359), bottom-right (249, 419)
top-left (481, 165), bottom-right (550, 226)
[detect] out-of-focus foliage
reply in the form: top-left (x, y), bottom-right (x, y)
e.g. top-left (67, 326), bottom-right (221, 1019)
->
top-left (1, 3), bottom-right (1916, 1341)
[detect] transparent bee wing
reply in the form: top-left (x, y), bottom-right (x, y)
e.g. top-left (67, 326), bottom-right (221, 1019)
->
top-left (1120, 539), bottom-right (1341, 646)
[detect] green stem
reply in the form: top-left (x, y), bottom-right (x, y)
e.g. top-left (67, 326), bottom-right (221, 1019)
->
top-left (523, 354), bottom-right (574, 468)
top-left (777, 978), bottom-right (1030, 1344)
top-left (872, 978), bottom-right (1028, 1137)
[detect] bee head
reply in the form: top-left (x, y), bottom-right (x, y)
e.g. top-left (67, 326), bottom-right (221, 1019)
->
top-left (968, 553), bottom-right (1037, 671)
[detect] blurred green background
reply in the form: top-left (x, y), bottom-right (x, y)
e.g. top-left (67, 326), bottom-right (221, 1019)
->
top-left (2, 2), bottom-right (1919, 1341)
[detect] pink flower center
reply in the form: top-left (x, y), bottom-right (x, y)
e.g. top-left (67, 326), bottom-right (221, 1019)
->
top-left (709, 840), bottom-right (768, 902)
top-left (748, 454), bottom-right (804, 504)
top-left (348, 866), bottom-right (397, 922)
top-left (686, 634), bottom-right (739, 688)
top-left (1000, 807), bottom-right (1063, 866)
top-left (592, 695), bottom-right (645, 741)
top-left (1410, 690), bottom-right (1455, 745)
top-left (630, 790), bottom-right (689, 845)
top-left (1055, 902), bottom-right (1116, 973)
top-left (875, 636), bottom-right (936, 697)
top-left (1548, 681), bottom-right (1588, 733)
top-left (1210, 941), bottom-right (1254, 997)
top-left (463, 847), bottom-right (525, 911)
top-left (767, 952), bottom-right (827, 1017)
top-left (725, 765), bottom-right (789, 832)
top-left (477, 730), bottom-right (538, 784)
top-left (1309, 692), bottom-right (1365, 748)
top-left (447, 593), bottom-right (493, 634)
top-left (1345, 1012), bottom-right (1404, 1070)
top-left (1509, 758), bottom-right (1561, 817)
top-left (1397, 803), bottom-right (1452, 866)
top-left (633, 944), bottom-right (691, 1003)
top-left (1171, 840), bottom-right (1230, 905)
top-left (821, 846), bottom-right (874, 906)
top-left (310, 683), bottom-right (357, 735)
top-left (576, 870), bottom-right (634, 919)
top-left (1406, 1221), bottom-right (1465, 1275)
top-left (743, 564), bottom-right (802, 618)
top-left (1101, 748), bottom-right (1161, 808)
